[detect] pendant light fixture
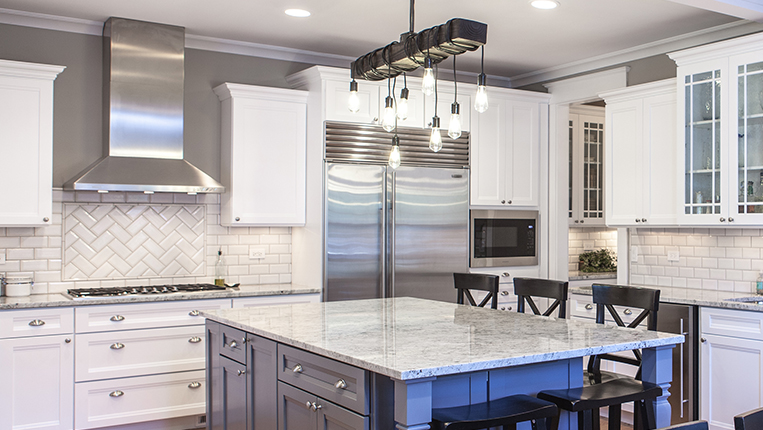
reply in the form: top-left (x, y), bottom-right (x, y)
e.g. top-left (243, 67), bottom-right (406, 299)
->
top-left (421, 56), bottom-right (435, 95)
top-left (389, 134), bottom-right (401, 169)
top-left (381, 71), bottom-right (396, 132)
top-left (448, 56), bottom-right (462, 139)
top-left (398, 74), bottom-right (409, 120)
top-left (474, 46), bottom-right (489, 113)
top-left (348, 79), bottom-right (360, 113)
top-left (429, 64), bottom-right (443, 152)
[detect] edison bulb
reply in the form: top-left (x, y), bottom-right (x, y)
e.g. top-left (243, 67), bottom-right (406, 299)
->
top-left (474, 74), bottom-right (488, 113)
top-left (429, 116), bottom-right (443, 152)
top-left (397, 88), bottom-right (409, 120)
top-left (348, 80), bottom-right (360, 113)
top-left (448, 103), bottom-right (462, 139)
top-left (388, 137), bottom-right (401, 170)
top-left (381, 96), bottom-right (396, 132)
top-left (422, 58), bottom-right (435, 96)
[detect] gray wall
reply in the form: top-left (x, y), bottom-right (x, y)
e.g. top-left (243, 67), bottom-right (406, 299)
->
top-left (0, 22), bottom-right (312, 186)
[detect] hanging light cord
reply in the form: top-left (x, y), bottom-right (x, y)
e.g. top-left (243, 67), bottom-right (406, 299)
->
top-left (481, 45), bottom-right (485, 74)
top-left (409, 0), bottom-right (415, 35)
top-left (453, 56), bottom-right (457, 102)
top-left (434, 64), bottom-right (438, 117)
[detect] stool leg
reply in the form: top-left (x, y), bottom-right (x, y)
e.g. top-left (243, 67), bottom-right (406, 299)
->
top-left (608, 405), bottom-right (621, 430)
top-left (641, 399), bottom-right (656, 430)
top-left (592, 408), bottom-right (600, 430)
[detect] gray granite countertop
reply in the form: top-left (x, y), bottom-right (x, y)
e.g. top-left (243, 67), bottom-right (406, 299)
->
top-left (568, 271), bottom-right (618, 281)
top-left (570, 285), bottom-right (763, 312)
top-left (0, 284), bottom-right (321, 310)
top-left (202, 297), bottom-right (683, 381)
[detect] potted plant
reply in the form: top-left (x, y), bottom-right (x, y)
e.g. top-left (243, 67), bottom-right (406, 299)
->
top-left (578, 249), bottom-right (617, 273)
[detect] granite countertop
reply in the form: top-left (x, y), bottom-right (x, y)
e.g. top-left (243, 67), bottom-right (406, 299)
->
top-left (202, 297), bottom-right (683, 381)
top-left (570, 285), bottom-right (763, 312)
top-left (568, 271), bottom-right (618, 281)
top-left (0, 284), bottom-right (321, 310)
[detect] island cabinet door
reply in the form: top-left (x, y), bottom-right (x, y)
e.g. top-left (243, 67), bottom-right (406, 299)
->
top-left (247, 335), bottom-right (277, 429)
top-left (220, 355), bottom-right (248, 430)
top-left (316, 400), bottom-right (369, 430)
top-left (279, 382), bottom-right (317, 430)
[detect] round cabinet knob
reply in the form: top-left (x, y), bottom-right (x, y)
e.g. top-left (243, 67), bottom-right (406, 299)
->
top-left (623, 309), bottom-right (633, 316)
top-left (580, 220), bottom-right (584, 224)
top-left (305, 401), bottom-right (313, 409)
top-left (109, 390), bottom-right (124, 398)
top-left (501, 200), bottom-right (506, 204)
top-left (701, 338), bottom-right (707, 343)
top-left (43, 217), bottom-right (50, 223)
top-left (28, 319), bottom-right (45, 327)
top-left (335, 379), bottom-right (347, 389)
top-left (227, 340), bottom-right (238, 349)
top-left (635, 219), bottom-right (641, 223)
top-left (235, 217), bottom-right (241, 222)
top-left (65, 338), bottom-right (72, 344)
top-left (188, 310), bottom-right (200, 316)
top-left (188, 336), bottom-right (202, 344)
top-left (507, 306), bottom-right (512, 311)
top-left (110, 315), bottom-right (125, 322)
top-left (188, 381), bottom-right (202, 389)
top-left (311, 403), bottom-right (322, 412)
top-left (500, 307), bottom-right (506, 311)
top-left (502, 272), bottom-right (510, 277)
top-left (574, 220), bottom-right (579, 223)
top-left (720, 217), bottom-right (726, 222)
top-left (729, 217), bottom-right (735, 222)
top-left (110, 342), bottom-right (125, 350)
top-left (585, 304), bottom-right (593, 310)
top-left (501, 291), bottom-right (509, 296)
top-left (237, 369), bottom-right (246, 376)
top-left (641, 218), bottom-right (647, 223)
top-left (292, 364), bottom-right (303, 374)
top-left (508, 200), bottom-right (512, 204)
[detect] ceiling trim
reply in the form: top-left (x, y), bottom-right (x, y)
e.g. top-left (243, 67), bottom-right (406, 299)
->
top-left (509, 20), bottom-right (763, 88)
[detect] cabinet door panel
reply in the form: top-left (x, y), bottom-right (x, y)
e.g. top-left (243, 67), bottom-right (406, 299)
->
top-left (0, 335), bottom-right (73, 430)
top-left (318, 400), bottom-right (370, 430)
top-left (506, 100), bottom-right (540, 206)
top-left (644, 93), bottom-right (678, 224)
top-left (424, 90), bottom-right (471, 132)
top-left (221, 356), bottom-right (248, 430)
top-left (470, 100), bottom-right (503, 206)
top-left (606, 99), bottom-right (643, 225)
top-left (325, 80), bottom-right (379, 124)
top-left (278, 381), bottom-right (316, 430)
top-left (249, 335), bottom-right (278, 430)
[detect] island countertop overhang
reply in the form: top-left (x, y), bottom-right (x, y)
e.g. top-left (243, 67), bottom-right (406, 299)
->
top-left (201, 297), bottom-right (683, 381)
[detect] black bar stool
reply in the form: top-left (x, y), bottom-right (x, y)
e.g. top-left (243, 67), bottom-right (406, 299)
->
top-left (658, 421), bottom-right (708, 430)
top-left (735, 406), bottom-right (763, 429)
top-left (453, 273), bottom-right (499, 309)
top-left (431, 394), bottom-right (558, 430)
top-left (537, 284), bottom-right (663, 430)
top-left (514, 277), bottom-right (569, 318)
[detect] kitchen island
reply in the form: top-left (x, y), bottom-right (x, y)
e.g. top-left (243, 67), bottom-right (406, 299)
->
top-left (202, 297), bottom-right (683, 430)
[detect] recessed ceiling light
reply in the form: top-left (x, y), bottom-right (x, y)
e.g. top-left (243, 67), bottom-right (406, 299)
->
top-left (285, 9), bottom-right (311, 18)
top-left (531, 0), bottom-right (559, 9)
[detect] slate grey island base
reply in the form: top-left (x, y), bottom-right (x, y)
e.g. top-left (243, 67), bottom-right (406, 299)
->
top-left (202, 297), bottom-right (683, 430)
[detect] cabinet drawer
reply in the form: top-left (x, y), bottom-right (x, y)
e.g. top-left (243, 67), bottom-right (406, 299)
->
top-left (0, 307), bottom-right (73, 338)
top-left (570, 294), bottom-right (641, 326)
top-left (74, 370), bottom-right (205, 429)
top-left (75, 299), bottom-right (230, 332)
top-left (75, 325), bottom-right (205, 381)
top-left (701, 307), bottom-right (763, 341)
top-left (278, 344), bottom-right (368, 415)
top-left (278, 381), bottom-right (369, 430)
top-left (219, 323), bottom-right (247, 363)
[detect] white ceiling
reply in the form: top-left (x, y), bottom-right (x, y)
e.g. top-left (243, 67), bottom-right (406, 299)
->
top-left (0, 0), bottom-right (762, 86)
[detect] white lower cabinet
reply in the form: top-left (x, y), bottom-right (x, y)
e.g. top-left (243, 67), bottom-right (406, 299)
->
top-left (0, 308), bottom-right (74, 430)
top-left (700, 307), bottom-right (763, 430)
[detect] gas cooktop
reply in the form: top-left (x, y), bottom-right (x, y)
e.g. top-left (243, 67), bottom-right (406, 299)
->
top-left (64, 283), bottom-right (238, 300)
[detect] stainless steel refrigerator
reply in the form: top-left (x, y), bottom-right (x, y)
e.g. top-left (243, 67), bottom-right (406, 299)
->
top-left (323, 122), bottom-right (470, 302)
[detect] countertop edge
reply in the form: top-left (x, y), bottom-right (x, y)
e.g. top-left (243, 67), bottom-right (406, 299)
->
top-left (570, 285), bottom-right (763, 312)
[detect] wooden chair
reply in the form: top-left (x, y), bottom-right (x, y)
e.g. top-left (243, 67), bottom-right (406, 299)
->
top-left (657, 421), bottom-right (708, 430)
top-left (513, 277), bottom-right (569, 318)
top-left (538, 284), bottom-right (663, 430)
top-left (453, 273), bottom-right (499, 309)
top-left (735, 406), bottom-right (763, 430)
top-left (431, 394), bottom-right (558, 430)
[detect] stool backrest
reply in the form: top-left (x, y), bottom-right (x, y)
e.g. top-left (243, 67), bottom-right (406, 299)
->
top-left (513, 277), bottom-right (569, 318)
top-left (735, 406), bottom-right (763, 430)
top-left (589, 283), bottom-right (661, 382)
top-left (453, 273), bottom-right (499, 309)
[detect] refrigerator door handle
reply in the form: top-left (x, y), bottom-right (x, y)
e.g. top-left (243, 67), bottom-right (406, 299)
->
top-left (381, 170), bottom-right (387, 299)
top-left (389, 171), bottom-right (396, 298)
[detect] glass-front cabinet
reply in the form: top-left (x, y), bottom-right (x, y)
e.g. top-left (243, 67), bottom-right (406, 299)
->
top-left (671, 32), bottom-right (763, 225)
top-left (569, 106), bottom-right (605, 226)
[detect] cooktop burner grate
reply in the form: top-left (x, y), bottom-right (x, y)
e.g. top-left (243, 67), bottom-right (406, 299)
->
top-left (65, 283), bottom-right (230, 299)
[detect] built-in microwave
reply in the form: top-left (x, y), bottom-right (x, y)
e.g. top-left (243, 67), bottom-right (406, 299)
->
top-left (470, 210), bottom-right (539, 268)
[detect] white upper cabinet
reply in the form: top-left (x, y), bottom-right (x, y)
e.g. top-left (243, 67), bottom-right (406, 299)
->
top-left (215, 83), bottom-right (308, 226)
top-left (325, 79), bottom-right (380, 125)
top-left (670, 32), bottom-right (763, 225)
top-left (569, 106), bottom-right (605, 226)
top-left (601, 79), bottom-right (677, 226)
top-left (424, 88), bottom-right (471, 133)
top-left (470, 88), bottom-right (549, 208)
top-left (0, 60), bottom-right (64, 227)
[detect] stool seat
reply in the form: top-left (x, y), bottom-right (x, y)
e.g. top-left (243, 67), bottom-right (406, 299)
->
top-left (431, 394), bottom-right (558, 430)
top-left (537, 378), bottom-right (662, 412)
top-left (583, 369), bottom-right (629, 386)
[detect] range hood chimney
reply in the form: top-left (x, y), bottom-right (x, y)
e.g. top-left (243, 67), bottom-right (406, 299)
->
top-left (64, 17), bottom-right (224, 193)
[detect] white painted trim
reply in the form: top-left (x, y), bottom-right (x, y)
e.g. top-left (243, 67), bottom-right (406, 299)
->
top-left (544, 67), bottom-right (629, 104)
top-left (0, 58), bottom-right (65, 80)
top-left (510, 20), bottom-right (763, 88)
top-left (666, 0), bottom-right (763, 22)
top-left (0, 7), bottom-right (102, 35)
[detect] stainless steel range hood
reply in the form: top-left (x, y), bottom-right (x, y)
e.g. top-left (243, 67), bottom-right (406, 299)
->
top-left (64, 17), bottom-right (224, 193)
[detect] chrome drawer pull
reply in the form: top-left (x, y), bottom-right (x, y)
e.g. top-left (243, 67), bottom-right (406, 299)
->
top-left (29, 319), bottom-right (45, 327)
top-left (584, 304), bottom-right (593, 310)
top-left (305, 401), bottom-right (312, 409)
top-left (188, 381), bottom-right (202, 389)
top-left (225, 340), bottom-right (238, 349)
top-left (189, 336), bottom-right (202, 344)
top-left (335, 379), bottom-right (347, 390)
top-left (311, 402), bottom-right (322, 412)
top-left (623, 309), bottom-right (633, 315)
top-left (292, 364), bottom-right (303, 374)
top-left (109, 390), bottom-right (124, 398)
top-left (189, 310), bottom-right (200, 316)
top-left (110, 315), bottom-right (125, 322)
top-left (110, 342), bottom-right (125, 350)
top-left (500, 291), bottom-right (509, 296)
top-left (237, 369), bottom-right (246, 376)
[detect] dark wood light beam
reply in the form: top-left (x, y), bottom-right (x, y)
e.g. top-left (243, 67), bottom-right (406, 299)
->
top-left (350, 18), bottom-right (487, 81)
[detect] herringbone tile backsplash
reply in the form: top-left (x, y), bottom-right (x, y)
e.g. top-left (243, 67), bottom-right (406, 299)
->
top-left (0, 190), bottom-right (292, 294)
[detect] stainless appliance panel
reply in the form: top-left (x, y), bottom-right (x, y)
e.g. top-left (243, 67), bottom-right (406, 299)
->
top-left (325, 164), bottom-right (385, 302)
top-left (390, 166), bottom-right (469, 302)
top-left (656, 302), bottom-right (698, 423)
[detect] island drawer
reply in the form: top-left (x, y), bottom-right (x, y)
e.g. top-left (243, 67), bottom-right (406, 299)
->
top-left (278, 344), bottom-right (369, 415)
top-left (0, 307), bottom-right (73, 338)
top-left (218, 323), bottom-right (247, 363)
top-left (75, 299), bottom-right (231, 333)
top-left (75, 325), bottom-right (206, 382)
top-left (74, 370), bottom-right (205, 429)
